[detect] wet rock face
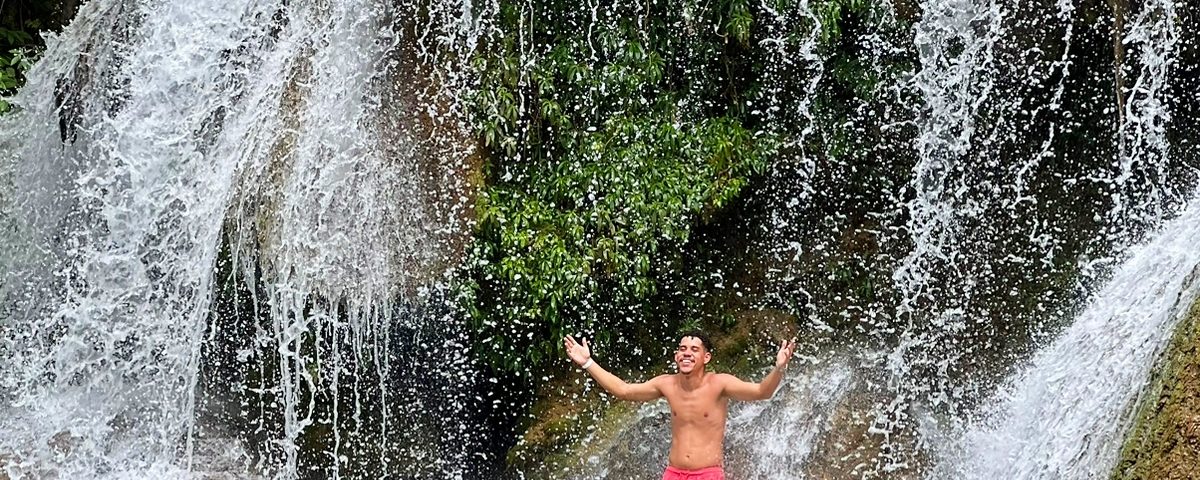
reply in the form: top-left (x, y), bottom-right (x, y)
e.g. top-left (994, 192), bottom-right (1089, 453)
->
top-left (377, 13), bottom-right (483, 289)
top-left (1112, 300), bottom-right (1200, 480)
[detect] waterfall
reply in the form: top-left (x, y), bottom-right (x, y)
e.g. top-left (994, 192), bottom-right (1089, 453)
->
top-left (723, 362), bottom-right (855, 479)
top-left (1, 0), bottom-right (1193, 477)
top-left (935, 189), bottom-right (1200, 478)
top-left (915, 0), bottom-right (1187, 476)
top-left (884, 0), bottom-right (1005, 428)
top-left (879, 0), bottom-right (1187, 467)
top-left (894, 0), bottom-right (1002, 315)
top-left (0, 0), bottom-right (481, 478)
top-left (1108, 0), bottom-right (1180, 237)
top-left (553, 0), bottom-right (1190, 474)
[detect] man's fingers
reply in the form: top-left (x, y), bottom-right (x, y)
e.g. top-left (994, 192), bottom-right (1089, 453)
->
top-left (564, 335), bottom-right (591, 350)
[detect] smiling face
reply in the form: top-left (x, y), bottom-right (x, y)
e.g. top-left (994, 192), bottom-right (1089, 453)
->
top-left (674, 336), bottom-right (711, 374)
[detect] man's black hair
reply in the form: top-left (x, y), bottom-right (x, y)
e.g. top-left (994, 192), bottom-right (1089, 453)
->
top-left (678, 330), bottom-right (714, 353)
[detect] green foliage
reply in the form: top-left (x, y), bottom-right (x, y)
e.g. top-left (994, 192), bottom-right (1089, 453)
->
top-left (0, 29), bottom-right (38, 113)
top-left (0, 45), bottom-right (36, 88)
top-left (461, 0), bottom-right (914, 375)
top-left (467, 115), bottom-right (772, 371)
top-left (0, 0), bottom-right (68, 113)
top-left (726, 0), bottom-right (754, 47)
top-left (0, 28), bottom-right (33, 45)
top-left (814, 0), bottom-right (873, 43)
top-left (0, 1), bottom-right (80, 112)
top-left (464, 1), bottom-right (778, 375)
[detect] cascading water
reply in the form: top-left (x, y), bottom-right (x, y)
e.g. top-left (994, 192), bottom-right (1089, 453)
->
top-left (874, 0), bottom-right (1188, 471)
top-left (879, 0), bottom-right (1005, 454)
top-left (926, 1), bottom-right (1189, 476)
top-left (935, 189), bottom-right (1200, 479)
top-left (1108, 0), bottom-right (1180, 236)
top-left (2, 1), bottom-right (285, 474)
top-left (0, 0), bottom-right (482, 478)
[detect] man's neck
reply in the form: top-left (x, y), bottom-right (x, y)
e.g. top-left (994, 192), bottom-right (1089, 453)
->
top-left (677, 368), bottom-right (706, 390)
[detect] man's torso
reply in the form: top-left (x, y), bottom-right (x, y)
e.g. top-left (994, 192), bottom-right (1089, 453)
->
top-left (659, 373), bottom-right (728, 470)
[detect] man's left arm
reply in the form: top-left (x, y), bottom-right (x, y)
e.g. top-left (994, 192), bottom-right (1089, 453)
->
top-left (722, 338), bottom-right (796, 401)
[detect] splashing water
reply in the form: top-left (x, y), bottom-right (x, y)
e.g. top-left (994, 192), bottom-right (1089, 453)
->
top-left (724, 361), bottom-right (855, 479)
top-left (877, 0), bottom-right (1187, 471)
top-left (536, 0), bottom-right (1192, 475)
top-left (875, 0), bottom-right (1006, 468)
top-left (0, 0), bottom-right (481, 477)
top-left (935, 186), bottom-right (1200, 479)
top-left (1108, 0), bottom-right (1180, 238)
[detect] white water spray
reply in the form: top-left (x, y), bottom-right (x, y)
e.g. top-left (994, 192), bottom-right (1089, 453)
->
top-left (1108, 0), bottom-right (1180, 236)
top-left (937, 187), bottom-right (1200, 479)
top-left (0, 0), bottom-right (481, 477)
top-left (876, 0), bottom-right (1005, 466)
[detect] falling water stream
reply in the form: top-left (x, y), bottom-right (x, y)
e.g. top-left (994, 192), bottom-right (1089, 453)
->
top-left (934, 189), bottom-right (1200, 478)
top-left (1, 0), bottom-right (480, 477)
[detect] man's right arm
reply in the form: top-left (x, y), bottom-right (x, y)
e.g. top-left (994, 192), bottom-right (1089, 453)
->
top-left (564, 335), bottom-right (663, 402)
top-left (583, 363), bottom-right (664, 401)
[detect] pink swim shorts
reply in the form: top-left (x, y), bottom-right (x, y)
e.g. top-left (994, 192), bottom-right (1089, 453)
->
top-left (662, 465), bottom-right (725, 480)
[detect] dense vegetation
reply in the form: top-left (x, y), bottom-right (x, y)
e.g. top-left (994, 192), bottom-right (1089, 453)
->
top-left (460, 0), bottom-right (904, 378)
top-left (0, 1), bottom-right (76, 112)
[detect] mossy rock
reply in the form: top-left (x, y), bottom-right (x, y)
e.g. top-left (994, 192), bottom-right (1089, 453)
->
top-left (706, 308), bottom-right (799, 374)
top-left (507, 370), bottom-right (649, 479)
top-left (1111, 297), bottom-right (1200, 479)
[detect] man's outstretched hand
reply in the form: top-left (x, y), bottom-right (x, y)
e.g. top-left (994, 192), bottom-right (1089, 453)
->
top-left (564, 335), bottom-right (592, 367)
top-left (775, 337), bottom-right (797, 369)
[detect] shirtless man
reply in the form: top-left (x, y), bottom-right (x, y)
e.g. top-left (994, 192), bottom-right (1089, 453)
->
top-left (563, 331), bottom-right (796, 480)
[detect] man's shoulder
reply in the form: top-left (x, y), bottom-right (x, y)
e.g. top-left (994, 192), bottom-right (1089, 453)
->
top-left (649, 373), bottom-right (674, 384)
top-left (709, 372), bottom-right (753, 389)
top-left (710, 372), bottom-right (738, 382)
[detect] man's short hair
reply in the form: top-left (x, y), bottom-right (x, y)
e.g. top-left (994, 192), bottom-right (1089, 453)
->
top-left (678, 330), bottom-right (714, 353)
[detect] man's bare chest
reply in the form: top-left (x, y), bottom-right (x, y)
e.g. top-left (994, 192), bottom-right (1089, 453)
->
top-left (666, 389), bottom-right (727, 425)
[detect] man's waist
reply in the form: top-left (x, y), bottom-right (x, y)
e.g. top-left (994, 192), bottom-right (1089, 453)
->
top-left (663, 465), bottom-right (725, 480)
top-left (666, 465), bottom-right (723, 473)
